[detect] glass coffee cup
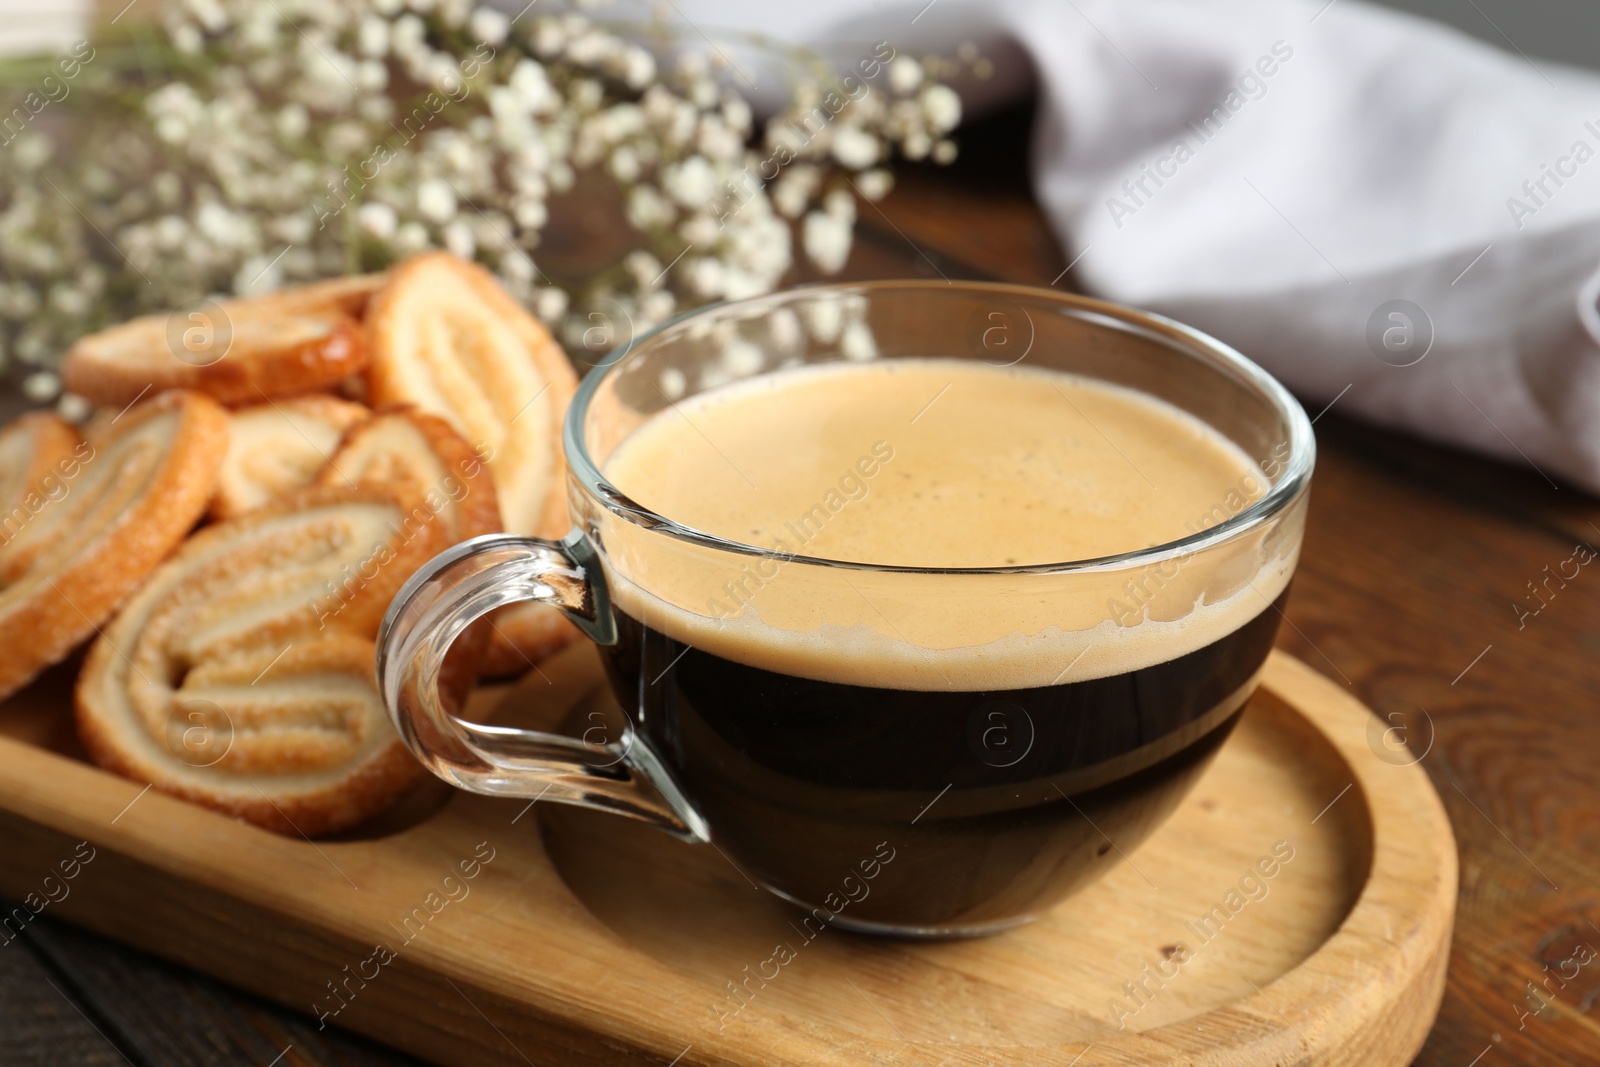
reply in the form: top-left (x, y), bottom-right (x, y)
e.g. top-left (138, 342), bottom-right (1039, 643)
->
top-left (378, 281), bottom-right (1314, 937)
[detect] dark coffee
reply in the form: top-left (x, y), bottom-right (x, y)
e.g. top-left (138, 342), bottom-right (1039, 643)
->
top-left (600, 589), bottom-right (1284, 931)
top-left (596, 358), bottom-right (1295, 930)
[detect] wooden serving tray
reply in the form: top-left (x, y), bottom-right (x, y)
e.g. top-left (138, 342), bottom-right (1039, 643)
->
top-left (0, 648), bottom-right (1455, 1066)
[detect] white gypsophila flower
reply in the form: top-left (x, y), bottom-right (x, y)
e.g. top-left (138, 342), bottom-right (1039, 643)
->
top-left (48, 284), bottom-right (89, 318)
top-left (196, 202), bottom-right (257, 249)
top-left (831, 125), bottom-right (879, 169)
top-left (921, 83), bottom-right (962, 133)
top-left (721, 340), bottom-right (762, 377)
top-left (854, 169), bottom-right (893, 201)
top-left (531, 18), bottom-right (564, 58)
top-left (22, 371), bottom-right (59, 402)
top-left (695, 115), bottom-right (742, 162)
top-left (358, 59), bottom-right (389, 92)
top-left (722, 268), bottom-right (768, 301)
top-left (469, 7), bottom-right (510, 45)
top-left (513, 198), bottom-right (548, 229)
top-left (173, 24), bottom-right (204, 54)
top-left (501, 249), bottom-right (535, 282)
top-left (0, 0), bottom-right (964, 385)
top-left (534, 286), bottom-right (568, 323)
top-left (390, 14), bottom-right (425, 56)
top-left (234, 253), bottom-right (282, 295)
top-left (599, 103), bottom-right (645, 142)
top-left (840, 321), bottom-right (878, 361)
top-left (802, 210), bottom-right (851, 274)
top-left (678, 212), bottom-right (718, 248)
top-left (888, 55), bottom-right (923, 95)
top-left (625, 249), bottom-right (662, 290)
top-left (416, 178), bottom-right (457, 222)
top-left (277, 103), bottom-right (310, 140)
top-left (823, 188), bottom-right (856, 223)
top-left (570, 77), bottom-right (603, 112)
top-left (802, 294), bottom-right (844, 342)
top-left (394, 221), bottom-right (431, 253)
top-left (14, 133), bottom-right (50, 172)
top-left (359, 202), bottom-right (399, 239)
top-left (768, 307), bottom-right (802, 351)
top-left (271, 212), bottom-right (314, 245)
top-left (443, 218), bottom-right (476, 258)
top-left (509, 59), bottom-right (557, 113)
top-left (358, 15), bottom-right (389, 56)
top-left (609, 145), bottom-right (641, 183)
top-left (565, 29), bottom-right (614, 67)
top-left (771, 164), bottom-right (819, 219)
top-left (0, 284), bottom-right (39, 319)
top-left (187, 0), bottom-right (228, 34)
top-left (15, 329), bottom-right (48, 365)
top-left (729, 211), bottom-right (791, 281)
top-left (640, 289), bottom-right (675, 324)
top-left (57, 393), bottom-right (92, 423)
top-left (684, 256), bottom-right (725, 298)
top-left (662, 156), bottom-right (716, 209)
top-left (621, 47), bottom-right (655, 90)
top-left (721, 97), bottom-right (752, 135)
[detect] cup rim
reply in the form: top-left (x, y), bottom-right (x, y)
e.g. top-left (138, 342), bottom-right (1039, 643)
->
top-left (563, 279), bottom-right (1315, 576)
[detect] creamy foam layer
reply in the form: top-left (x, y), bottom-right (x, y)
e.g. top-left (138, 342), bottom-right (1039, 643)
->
top-left (600, 359), bottom-right (1300, 690)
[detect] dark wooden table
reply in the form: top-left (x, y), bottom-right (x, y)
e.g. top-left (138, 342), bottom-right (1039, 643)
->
top-left (4, 105), bottom-right (1598, 1067)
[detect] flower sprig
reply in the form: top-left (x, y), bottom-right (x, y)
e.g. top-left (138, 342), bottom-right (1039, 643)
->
top-left (0, 0), bottom-right (975, 407)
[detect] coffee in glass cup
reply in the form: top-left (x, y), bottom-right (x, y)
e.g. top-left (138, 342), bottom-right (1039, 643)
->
top-left (379, 281), bottom-right (1313, 936)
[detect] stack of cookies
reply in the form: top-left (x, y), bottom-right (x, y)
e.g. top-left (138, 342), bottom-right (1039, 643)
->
top-left (0, 253), bottom-right (580, 835)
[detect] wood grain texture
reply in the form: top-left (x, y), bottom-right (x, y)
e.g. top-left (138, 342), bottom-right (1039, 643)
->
top-left (4, 915), bottom-right (425, 1067)
top-left (0, 641), bottom-right (1452, 1067)
top-left (0, 930), bottom-right (133, 1067)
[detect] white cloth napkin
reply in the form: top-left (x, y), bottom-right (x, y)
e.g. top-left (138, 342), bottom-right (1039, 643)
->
top-left (682, 0), bottom-right (1600, 492)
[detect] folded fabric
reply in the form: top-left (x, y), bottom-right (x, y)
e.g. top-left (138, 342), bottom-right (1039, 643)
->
top-left (681, 0), bottom-right (1600, 492)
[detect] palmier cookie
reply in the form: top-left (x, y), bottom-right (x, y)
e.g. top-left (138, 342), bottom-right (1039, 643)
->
top-left (0, 392), bottom-right (227, 701)
top-left (62, 294), bottom-right (367, 408)
top-left (211, 395), bottom-right (370, 521)
top-left (317, 406), bottom-right (502, 541)
top-left (477, 603), bottom-right (581, 679)
top-left (265, 272), bottom-right (389, 320)
top-left (319, 405), bottom-right (578, 678)
top-left (75, 487), bottom-right (453, 835)
top-left (365, 255), bottom-right (581, 678)
top-left (0, 413), bottom-right (85, 583)
top-left (365, 252), bottom-right (577, 539)
top-left (246, 273), bottom-right (386, 406)
top-left (318, 407), bottom-right (506, 681)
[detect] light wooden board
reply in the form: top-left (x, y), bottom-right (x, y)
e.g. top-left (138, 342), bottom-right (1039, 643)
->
top-left (0, 648), bottom-right (1455, 1066)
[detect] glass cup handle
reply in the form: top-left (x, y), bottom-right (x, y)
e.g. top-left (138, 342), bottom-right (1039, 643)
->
top-left (376, 533), bottom-right (710, 842)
